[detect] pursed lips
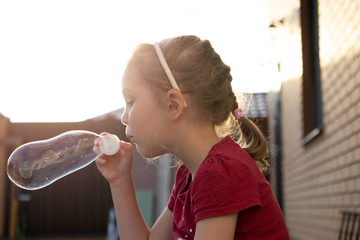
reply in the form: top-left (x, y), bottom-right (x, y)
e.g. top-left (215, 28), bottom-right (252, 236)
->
top-left (126, 134), bottom-right (135, 142)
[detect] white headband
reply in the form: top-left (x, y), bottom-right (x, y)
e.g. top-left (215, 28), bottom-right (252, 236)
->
top-left (154, 42), bottom-right (187, 107)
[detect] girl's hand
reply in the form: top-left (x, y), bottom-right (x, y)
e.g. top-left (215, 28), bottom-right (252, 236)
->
top-left (94, 132), bottom-right (134, 185)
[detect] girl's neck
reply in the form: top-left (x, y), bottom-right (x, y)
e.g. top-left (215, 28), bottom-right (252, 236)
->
top-left (170, 120), bottom-right (221, 176)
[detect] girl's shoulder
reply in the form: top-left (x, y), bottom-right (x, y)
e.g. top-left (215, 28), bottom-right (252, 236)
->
top-left (201, 135), bottom-right (259, 174)
top-left (189, 136), bottom-right (267, 221)
top-left (192, 136), bottom-right (266, 197)
top-left (173, 136), bottom-right (264, 195)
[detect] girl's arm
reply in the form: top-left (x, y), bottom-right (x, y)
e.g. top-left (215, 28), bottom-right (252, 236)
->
top-left (109, 175), bottom-right (149, 239)
top-left (96, 137), bottom-right (173, 240)
top-left (150, 207), bottom-right (173, 240)
top-left (194, 213), bottom-right (238, 240)
top-left (109, 176), bottom-right (173, 240)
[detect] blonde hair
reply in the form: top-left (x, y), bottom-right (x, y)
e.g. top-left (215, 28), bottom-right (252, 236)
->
top-left (128, 35), bottom-right (269, 173)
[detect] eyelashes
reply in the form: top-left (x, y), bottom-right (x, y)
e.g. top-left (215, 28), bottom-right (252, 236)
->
top-left (125, 99), bottom-right (134, 106)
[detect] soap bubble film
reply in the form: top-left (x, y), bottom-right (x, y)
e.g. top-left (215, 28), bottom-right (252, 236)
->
top-left (7, 130), bottom-right (106, 190)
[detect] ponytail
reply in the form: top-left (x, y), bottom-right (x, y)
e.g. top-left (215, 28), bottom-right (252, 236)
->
top-left (216, 112), bottom-right (270, 174)
top-left (236, 116), bottom-right (269, 174)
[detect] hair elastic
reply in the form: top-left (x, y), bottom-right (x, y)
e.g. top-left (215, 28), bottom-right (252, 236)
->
top-left (154, 42), bottom-right (187, 107)
top-left (232, 108), bottom-right (243, 120)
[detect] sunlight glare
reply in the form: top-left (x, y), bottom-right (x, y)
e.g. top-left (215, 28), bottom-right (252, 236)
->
top-left (0, 0), bottom-right (276, 122)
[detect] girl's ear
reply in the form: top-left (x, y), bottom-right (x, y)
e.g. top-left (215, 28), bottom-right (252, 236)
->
top-left (166, 89), bottom-right (185, 121)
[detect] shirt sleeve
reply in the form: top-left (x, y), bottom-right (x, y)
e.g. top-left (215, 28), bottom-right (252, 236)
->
top-left (191, 154), bottom-right (262, 222)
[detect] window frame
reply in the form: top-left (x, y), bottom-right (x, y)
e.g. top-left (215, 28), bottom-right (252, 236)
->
top-left (300, 0), bottom-right (323, 146)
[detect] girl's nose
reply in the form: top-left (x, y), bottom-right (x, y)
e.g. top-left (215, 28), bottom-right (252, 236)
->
top-left (121, 110), bottom-right (128, 126)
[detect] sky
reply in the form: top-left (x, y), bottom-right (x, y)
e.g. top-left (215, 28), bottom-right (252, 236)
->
top-left (0, 0), bottom-right (278, 123)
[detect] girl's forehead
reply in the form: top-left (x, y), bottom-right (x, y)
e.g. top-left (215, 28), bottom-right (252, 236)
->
top-left (122, 63), bottom-right (150, 91)
top-left (122, 54), bottom-right (169, 96)
top-left (122, 56), bottom-right (157, 83)
top-left (122, 66), bottom-right (138, 88)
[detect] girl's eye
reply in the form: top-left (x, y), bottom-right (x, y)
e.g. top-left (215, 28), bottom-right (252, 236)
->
top-left (126, 100), bottom-right (134, 106)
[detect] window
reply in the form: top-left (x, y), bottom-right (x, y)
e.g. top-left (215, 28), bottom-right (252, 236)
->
top-left (300, 0), bottom-right (323, 145)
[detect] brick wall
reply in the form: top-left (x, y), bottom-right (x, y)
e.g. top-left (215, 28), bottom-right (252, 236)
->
top-left (268, 0), bottom-right (360, 239)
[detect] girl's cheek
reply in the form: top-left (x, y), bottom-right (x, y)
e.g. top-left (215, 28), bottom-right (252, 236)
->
top-left (126, 110), bottom-right (133, 127)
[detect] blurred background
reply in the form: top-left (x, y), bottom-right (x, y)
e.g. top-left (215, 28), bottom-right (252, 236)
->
top-left (0, 0), bottom-right (274, 123)
top-left (0, 0), bottom-right (359, 239)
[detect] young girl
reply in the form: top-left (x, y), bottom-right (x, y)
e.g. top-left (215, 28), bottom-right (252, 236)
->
top-left (95, 35), bottom-right (289, 240)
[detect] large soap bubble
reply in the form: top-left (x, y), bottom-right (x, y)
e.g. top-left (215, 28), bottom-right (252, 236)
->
top-left (6, 130), bottom-right (120, 190)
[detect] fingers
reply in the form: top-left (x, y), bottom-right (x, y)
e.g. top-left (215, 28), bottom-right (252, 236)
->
top-left (120, 140), bottom-right (132, 150)
top-left (95, 131), bottom-right (132, 156)
top-left (93, 132), bottom-right (112, 154)
top-left (94, 132), bottom-right (113, 165)
top-left (93, 138), bottom-right (101, 155)
top-left (120, 140), bottom-right (133, 157)
top-left (95, 137), bottom-right (134, 183)
top-left (95, 156), bottom-right (106, 165)
top-left (95, 137), bottom-right (132, 165)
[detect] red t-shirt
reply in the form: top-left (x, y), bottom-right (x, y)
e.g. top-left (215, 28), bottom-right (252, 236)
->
top-left (168, 136), bottom-right (289, 240)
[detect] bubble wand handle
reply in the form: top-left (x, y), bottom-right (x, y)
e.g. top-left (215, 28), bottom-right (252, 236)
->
top-left (6, 130), bottom-right (120, 190)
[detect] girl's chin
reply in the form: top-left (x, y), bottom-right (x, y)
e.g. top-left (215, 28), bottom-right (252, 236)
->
top-left (135, 145), bottom-right (166, 160)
